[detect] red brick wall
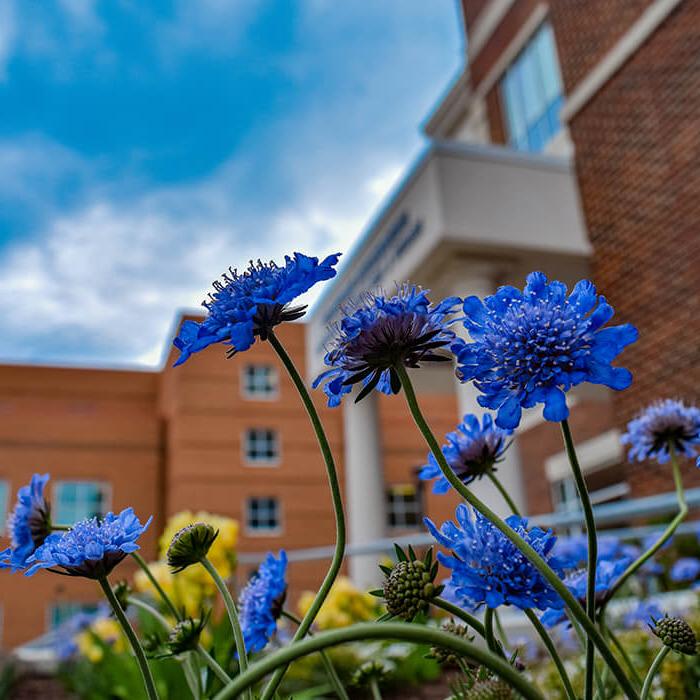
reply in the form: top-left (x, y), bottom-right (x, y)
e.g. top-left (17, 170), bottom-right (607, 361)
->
top-left (519, 399), bottom-right (616, 514)
top-left (549, 1), bottom-right (700, 495)
top-left (461, 0), bottom-right (491, 30)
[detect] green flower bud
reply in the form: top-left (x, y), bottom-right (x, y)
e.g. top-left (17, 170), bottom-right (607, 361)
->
top-left (167, 522), bottom-right (218, 572)
top-left (112, 580), bottom-right (131, 612)
top-left (429, 620), bottom-right (473, 666)
top-left (651, 615), bottom-right (698, 655)
top-left (167, 615), bottom-right (208, 655)
top-left (351, 661), bottom-right (389, 688)
top-left (463, 678), bottom-right (514, 700)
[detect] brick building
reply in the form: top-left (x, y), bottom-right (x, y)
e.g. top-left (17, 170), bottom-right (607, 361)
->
top-left (1, 0), bottom-right (698, 650)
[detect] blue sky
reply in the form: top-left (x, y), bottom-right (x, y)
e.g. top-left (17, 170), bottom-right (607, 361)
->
top-left (0, 1), bottom-right (462, 367)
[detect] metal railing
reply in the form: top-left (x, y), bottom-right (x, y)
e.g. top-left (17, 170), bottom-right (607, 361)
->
top-left (237, 487), bottom-right (700, 565)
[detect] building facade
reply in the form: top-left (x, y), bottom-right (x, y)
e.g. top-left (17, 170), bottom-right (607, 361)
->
top-left (1, 0), bottom-right (698, 650)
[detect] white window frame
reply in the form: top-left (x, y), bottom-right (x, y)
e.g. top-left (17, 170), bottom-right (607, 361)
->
top-left (242, 428), bottom-right (280, 467)
top-left (0, 479), bottom-right (9, 536)
top-left (245, 497), bottom-right (282, 536)
top-left (53, 480), bottom-right (112, 525)
top-left (241, 364), bottom-right (279, 400)
top-left (387, 483), bottom-right (423, 530)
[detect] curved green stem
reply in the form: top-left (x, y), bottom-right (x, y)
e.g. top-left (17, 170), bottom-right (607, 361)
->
top-left (212, 622), bottom-right (546, 700)
top-left (369, 678), bottom-right (383, 700)
top-left (486, 471), bottom-right (521, 516)
top-left (394, 365), bottom-right (638, 700)
top-left (432, 597), bottom-right (486, 638)
top-left (601, 446), bottom-right (687, 616)
top-left (281, 611), bottom-right (349, 700)
top-left (200, 557), bottom-right (251, 700)
top-left (128, 597), bottom-right (231, 686)
top-left (484, 608), bottom-right (498, 655)
top-left (98, 577), bottom-right (159, 700)
top-left (131, 552), bottom-right (183, 621)
top-left (261, 331), bottom-right (346, 700)
top-left (561, 418), bottom-right (597, 700)
top-left (494, 610), bottom-right (509, 648)
top-left (640, 646), bottom-right (670, 700)
top-left (525, 609), bottom-right (577, 700)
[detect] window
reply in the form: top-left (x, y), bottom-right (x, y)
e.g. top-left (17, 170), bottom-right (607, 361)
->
top-left (387, 484), bottom-right (423, 529)
top-left (244, 429), bottom-right (279, 465)
top-left (49, 602), bottom-right (99, 629)
top-left (501, 22), bottom-right (563, 152)
top-left (242, 365), bottom-right (278, 399)
top-left (0, 480), bottom-right (8, 535)
top-left (246, 497), bottom-right (281, 533)
top-left (54, 481), bottom-right (108, 525)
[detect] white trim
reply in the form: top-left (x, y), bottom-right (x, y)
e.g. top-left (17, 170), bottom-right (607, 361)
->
top-left (545, 429), bottom-right (622, 482)
top-left (473, 3), bottom-right (548, 101)
top-left (468, 0), bottom-right (516, 59)
top-left (561, 0), bottom-right (684, 122)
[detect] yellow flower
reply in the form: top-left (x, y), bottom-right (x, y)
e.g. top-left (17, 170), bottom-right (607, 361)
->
top-left (298, 577), bottom-right (381, 630)
top-left (76, 618), bottom-right (126, 664)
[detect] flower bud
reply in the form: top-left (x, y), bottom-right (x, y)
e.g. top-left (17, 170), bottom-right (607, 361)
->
top-left (429, 620), bottom-right (473, 666)
top-left (464, 678), bottom-right (514, 700)
top-left (112, 580), bottom-right (131, 612)
top-left (167, 615), bottom-right (208, 655)
top-left (376, 546), bottom-right (442, 621)
top-left (351, 661), bottom-right (389, 688)
top-left (651, 615), bottom-right (697, 655)
top-left (167, 522), bottom-right (218, 572)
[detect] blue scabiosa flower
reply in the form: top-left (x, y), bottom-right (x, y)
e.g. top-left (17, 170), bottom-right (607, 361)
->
top-left (554, 534), bottom-right (638, 571)
top-left (25, 508), bottom-right (152, 579)
top-left (425, 505), bottom-right (567, 611)
top-left (670, 557), bottom-right (700, 583)
top-left (419, 414), bottom-right (512, 493)
top-left (454, 272), bottom-right (638, 429)
top-left (540, 558), bottom-right (631, 628)
top-left (173, 252), bottom-right (340, 365)
top-left (314, 285), bottom-right (461, 406)
top-left (239, 551), bottom-right (288, 653)
top-left (0, 473), bottom-right (52, 571)
top-left (621, 399), bottom-right (700, 464)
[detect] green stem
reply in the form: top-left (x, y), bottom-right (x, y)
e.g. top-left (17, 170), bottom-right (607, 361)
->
top-left (603, 621), bottom-right (643, 690)
top-left (281, 611), bottom-right (349, 700)
top-left (601, 446), bottom-right (687, 615)
top-left (52, 523), bottom-right (72, 531)
top-left (200, 557), bottom-right (251, 700)
top-left (486, 470), bottom-right (522, 516)
top-left (561, 418), bottom-right (597, 700)
top-left (128, 597), bottom-right (231, 686)
top-left (261, 331), bottom-right (347, 700)
top-left (394, 365), bottom-right (638, 700)
top-left (97, 577), bottom-right (159, 700)
top-left (525, 609), bottom-right (577, 700)
top-left (640, 646), bottom-right (670, 700)
top-left (212, 622), bottom-right (546, 700)
top-left (432, 597), bottom-right (486, 638)
top-left (182, 657), bottom-right (201, 700)
top-left (494, 610), bottom-right (509, 648)
top-left (484, 608), bottom-right (498, 655)
top-left (369, 678), bottom-right (383, 700)
top-left (131, 552), bottom-right (183, 621)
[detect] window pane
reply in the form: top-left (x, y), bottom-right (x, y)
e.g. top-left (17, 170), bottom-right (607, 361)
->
top-left (55, 482), bottom-right (107, 524)
top-left (247, 497), bottom-right (280, 531)
top-left (500, 22), bottom-right (562, 153)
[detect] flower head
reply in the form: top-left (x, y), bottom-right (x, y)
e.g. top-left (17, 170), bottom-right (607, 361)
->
top-left (621, 399), bottom-right (700, 464)
top-left (670, 557), bottom-right (700, 583)
top-left (425, 505), bottom-right (567, 611)
top-left (454, 272), bottom-right (637, 429)
top-left (239, 551), bottom-right (287, 653)
top-left (0, 474), bottom-right (52, 571)
top-left (166, 522), bottom-right (218, 572)
top-left (651, 615), bottom-right (698, 655)
top-left (540, 558), bottom-right (631, 628)
top-left (25, 508), bottom-right (152, 579)
top-left (166, 614), bottom-right (209, 655)
top-left (173, 252), bottom-right (340, 365)
top-left (314, 285), bottom-right (460, 406)
top-left (419, 414), bottom-right (511, 493)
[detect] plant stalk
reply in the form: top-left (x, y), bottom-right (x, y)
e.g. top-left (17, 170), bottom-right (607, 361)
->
top-left (561, 418), bottom-right (597, 700)
top-left (432, 597), bottom-right (486, 638)
top-left (97, 576), bottom-right (159, 700)
top-left (640, 646), bottom-right (670, 700)
top-left (394, 364), bottom-right (638, 700)
top-left (486, 470), bottom-right (522, 516)
top-left (131, 551), bottom-right (183, 621)
top-left (212, 622), bottom-right (547, 700)
top-left (261, 330), bottom-right (347, 700)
